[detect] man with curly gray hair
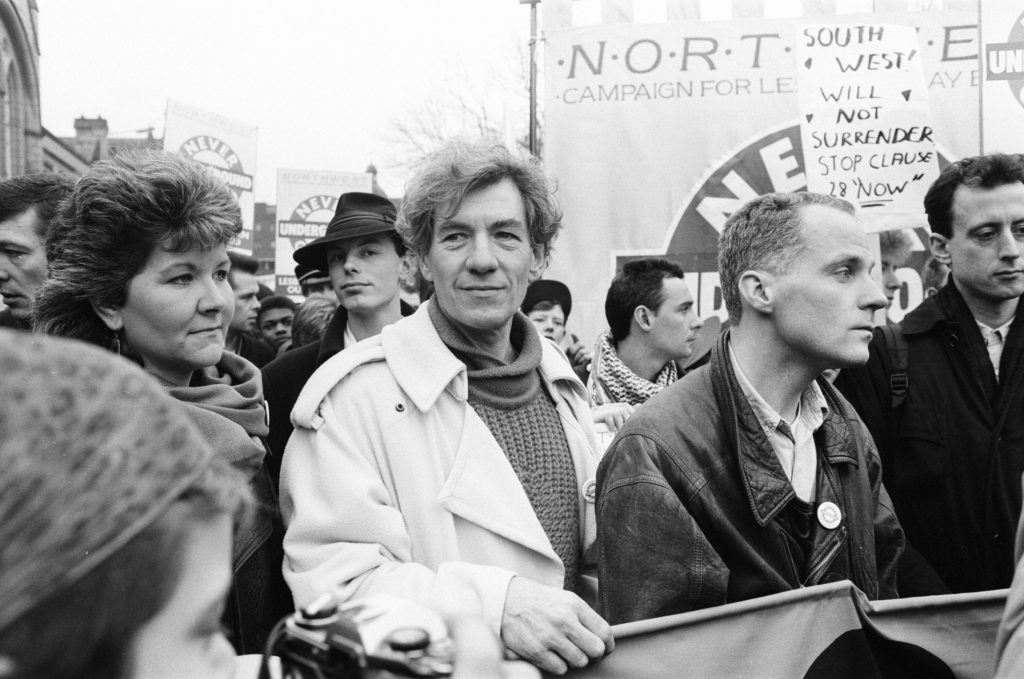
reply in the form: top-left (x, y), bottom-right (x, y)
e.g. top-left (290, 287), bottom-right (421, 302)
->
top-left (280, 140), bottom-right (613, 675)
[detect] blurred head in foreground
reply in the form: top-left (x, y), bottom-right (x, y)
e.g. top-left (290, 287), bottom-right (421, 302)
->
top-left (0, 331), bottom-right (248, 679)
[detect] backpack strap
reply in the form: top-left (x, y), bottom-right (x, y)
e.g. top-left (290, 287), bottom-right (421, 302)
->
top-left (879, 325), bottom-right (908, 409)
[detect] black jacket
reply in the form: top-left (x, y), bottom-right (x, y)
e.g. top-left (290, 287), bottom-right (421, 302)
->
top-left (261, 301), bottom-right (415, 484)
top-left (835, 281), bottom-right (1024, 593)
top-left (597, 332), bottom-right (903, 624)
top-left (232, 331), bottom-right (276, 369)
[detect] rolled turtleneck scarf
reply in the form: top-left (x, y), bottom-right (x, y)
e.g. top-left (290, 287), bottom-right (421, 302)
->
top-left (428, 301), bottom-right (581, 591)
top-left (155, 351), bottom-right (274, 571)
top-left (156, 351), bottom-right (269, 480)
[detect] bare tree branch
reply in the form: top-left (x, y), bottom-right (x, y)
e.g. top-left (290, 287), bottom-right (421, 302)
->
top-left (381, 39), bottom-right (538, 173)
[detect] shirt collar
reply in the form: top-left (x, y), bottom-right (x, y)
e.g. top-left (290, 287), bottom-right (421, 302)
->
top-left (977, 316), bottom-right (1014, 339)
top-left (727, 342), bottom-right (829, 441)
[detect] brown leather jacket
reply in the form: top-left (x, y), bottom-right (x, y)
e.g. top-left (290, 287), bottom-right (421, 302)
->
top-left (597, 332), bottom-right (904, 624)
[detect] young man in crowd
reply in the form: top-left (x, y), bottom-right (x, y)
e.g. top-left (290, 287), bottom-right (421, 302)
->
top-left (261, 192), bottom-right (413, 472)
top-left (589, 258), bottom-right (703, 408)
top-left (225, 251), bottom-right (276, 367)
top-left (597, 192), bottom-right (902, 624)
top-left (836, 153), bottom-right (1024, 594)
top-left (257, 295), bottom-right (297, 352)
top-left (0, 173), bottom-right (73, 330)
top-left (280, 141), bottom-right (613, 675)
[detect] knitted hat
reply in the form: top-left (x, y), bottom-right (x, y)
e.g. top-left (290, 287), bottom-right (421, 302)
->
top-left (0, 330), bottom-right (218, 632)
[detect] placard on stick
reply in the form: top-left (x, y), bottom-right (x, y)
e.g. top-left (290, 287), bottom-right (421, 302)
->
top-left (274, 169), bottom-right (372, 298)
top-left (164, 100), bottom-right (259, 252)
top-left (797, 24), bottom-right (939, 225)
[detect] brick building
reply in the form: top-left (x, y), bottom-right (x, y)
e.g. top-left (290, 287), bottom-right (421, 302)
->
top-left (0, 0), bottom-right (41, 178)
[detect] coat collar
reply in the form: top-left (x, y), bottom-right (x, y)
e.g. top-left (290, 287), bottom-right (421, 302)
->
top-left (899, 279), bottom-right (1024, 400)
top-left (382, 299), bottom-right (589, 413)
top-left (315, 299), bottom-right (416, 368)
top-left (296, 299), bottom-right (589, 427)
top-left (900, 280), bottom-right (968, 336)
top-left (710, 331), bottom-right (858, 527)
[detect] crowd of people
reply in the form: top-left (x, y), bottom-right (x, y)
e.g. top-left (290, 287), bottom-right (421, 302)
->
top-left (1, 141), bottom-right (1023, 678)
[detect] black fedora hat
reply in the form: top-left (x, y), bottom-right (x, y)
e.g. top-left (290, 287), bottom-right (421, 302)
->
top-left (293, 192), bottom-right (397, 270)
top-left (294, 263), bottom-right (330, 285)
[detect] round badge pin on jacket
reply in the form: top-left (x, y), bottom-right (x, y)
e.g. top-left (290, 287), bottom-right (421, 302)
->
top-left (817, 501), bottom-right (842, 530)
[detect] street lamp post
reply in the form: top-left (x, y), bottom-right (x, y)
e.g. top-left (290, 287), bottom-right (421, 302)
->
top-left (520, 0), bottom-right (540, 156)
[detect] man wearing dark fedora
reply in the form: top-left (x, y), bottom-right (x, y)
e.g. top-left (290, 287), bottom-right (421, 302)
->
top-left (261, 192), bottom-right (414, 482)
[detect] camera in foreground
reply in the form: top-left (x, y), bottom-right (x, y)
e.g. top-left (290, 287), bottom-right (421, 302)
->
top-left (261, 593), bottom-right (454, 678)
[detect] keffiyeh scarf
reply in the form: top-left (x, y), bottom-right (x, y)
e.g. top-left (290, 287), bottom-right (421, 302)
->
top-left (592, 330), bottom-right (678, 405)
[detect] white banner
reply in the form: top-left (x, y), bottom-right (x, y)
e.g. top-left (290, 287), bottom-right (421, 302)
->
top-left (164, 99), bottom-right (259, 253)
top-left (274, 169), bottom-right (372, 298)
top-left (543, 1), bottom-right (979, 344)
top-left (980, 1), bottom-right (1024, 153)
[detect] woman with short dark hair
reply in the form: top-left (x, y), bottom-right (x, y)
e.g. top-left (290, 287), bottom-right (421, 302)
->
top-left (33, 149), bottom-right (290, 654)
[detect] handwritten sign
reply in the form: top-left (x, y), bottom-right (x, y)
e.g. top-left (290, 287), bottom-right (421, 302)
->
top-left (797, 24), bottom-right (939, 218)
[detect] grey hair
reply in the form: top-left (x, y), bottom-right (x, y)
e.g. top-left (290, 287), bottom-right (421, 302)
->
top-left (396, 139), bottom-right (562, 260)
top-left (718, 192), bottom-right (855, 325)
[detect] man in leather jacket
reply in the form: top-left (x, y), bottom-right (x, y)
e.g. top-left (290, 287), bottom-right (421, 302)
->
top-left (597, 191), bottom-right (904, 624)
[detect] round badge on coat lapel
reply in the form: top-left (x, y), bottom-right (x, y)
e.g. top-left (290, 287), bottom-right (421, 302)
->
top-left (817, 501), bottom-right (842, 530)
top-left (583, 478), bottom-right (597, 503)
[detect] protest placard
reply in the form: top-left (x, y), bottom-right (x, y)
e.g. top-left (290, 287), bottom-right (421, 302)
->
top-left (980, 1), bottom-right (1024, 153)
top-left (274, 169), bottom-right (372, 298)
top-left (797, 24), bottom-right (940, 222)
top-left (164, 99), bottom-right (258, 253)
top-left (543, 0), bottom-right (977, 339)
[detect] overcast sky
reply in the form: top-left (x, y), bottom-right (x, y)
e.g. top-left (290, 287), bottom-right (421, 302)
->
top-left (39, 0), bottom-right (532, 201)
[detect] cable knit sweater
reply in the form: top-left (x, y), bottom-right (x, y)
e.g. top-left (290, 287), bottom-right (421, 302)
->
top-left (428, 302), bottom-right (581, 590)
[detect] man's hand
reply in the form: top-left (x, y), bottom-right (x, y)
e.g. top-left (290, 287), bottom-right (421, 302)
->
top-left (593, 403), bottom-right (635, 432)
top-left (500, 576), bottom-right (614, 675)
top-left (565, 341), bottom-right (592, 370)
